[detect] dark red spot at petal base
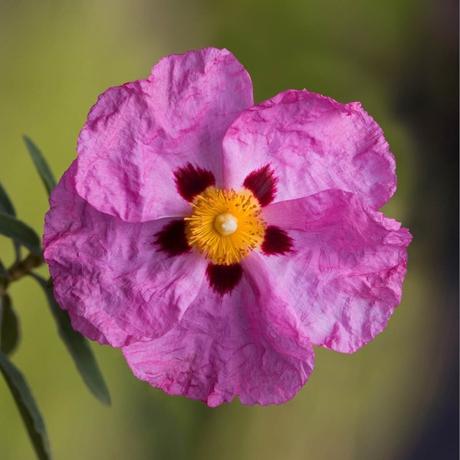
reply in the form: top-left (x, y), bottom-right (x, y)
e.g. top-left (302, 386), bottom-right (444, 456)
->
top-left (206, 263), bottom-right (243, 295)
top-left (174, 163), bottom-right (216, 201)
top-left (243, 164), bottom-right (277, 206)
top-left (261, 226), bottom-right (293, 255)
top-left (154, 220), bottom-right (190, 256)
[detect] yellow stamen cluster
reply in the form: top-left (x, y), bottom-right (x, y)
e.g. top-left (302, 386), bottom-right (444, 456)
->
top-left (185, 187), bottom-right (265, 265)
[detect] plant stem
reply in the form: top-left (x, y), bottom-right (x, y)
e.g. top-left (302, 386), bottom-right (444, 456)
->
top-left (0, 253), bottom-right (44, 295)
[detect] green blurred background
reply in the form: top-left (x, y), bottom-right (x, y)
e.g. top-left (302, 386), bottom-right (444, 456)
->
top-left (0, 0), bottom-right (458, 459)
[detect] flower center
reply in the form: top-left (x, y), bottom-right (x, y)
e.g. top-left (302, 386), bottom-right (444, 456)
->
top-left (185, 186), bottom-right (265, 265)
top-left (214, 213), bottom-right (238, 236)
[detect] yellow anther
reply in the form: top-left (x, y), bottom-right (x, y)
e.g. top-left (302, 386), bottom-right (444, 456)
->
top-left (185, 187), bottom-right (265, 265)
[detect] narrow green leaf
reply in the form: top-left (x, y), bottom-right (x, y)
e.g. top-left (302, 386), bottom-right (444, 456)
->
top-left (30, 274), bottom-right (111, 405)
top-left (0, 181), bottom-right (16, 216)
top-left (0, 213), bottom-right (41, 256)
top-left (0, 259), bottom-right (6, 278)
top-left (0, 182), bottom-right (21, 262)
top-left (0, 295), bottom-right (20, 355)
top-left (0, 352), bottom-right (52, 460)
top-left (23, 136), bottom-right (56, 196)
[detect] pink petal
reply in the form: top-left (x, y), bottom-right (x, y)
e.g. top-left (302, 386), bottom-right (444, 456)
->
top-left (66, 311), bottom-right (125, 346)
top-left (44, 162), bottom-right (207, 347)
top-left (123, 258), bottom-right (314, 407)
top-left (261, 190), bottom-right (412, 353)
top-left (223, 89), bottom-right (396, 209)
top-left (75, 48), bottom-right (253, 222)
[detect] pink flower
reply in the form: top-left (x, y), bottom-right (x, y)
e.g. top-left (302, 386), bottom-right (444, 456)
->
top-left (43, 48), bottom-right (412, 406)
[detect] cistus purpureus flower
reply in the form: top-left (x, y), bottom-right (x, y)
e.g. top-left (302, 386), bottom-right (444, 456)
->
top-left (43, 47), bottom-right (412, 406)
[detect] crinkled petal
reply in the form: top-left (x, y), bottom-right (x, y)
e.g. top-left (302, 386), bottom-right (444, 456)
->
top-left (223, 89), bottom-right (396, 209)
top-left (66, 311), bottom-right (124, 346)
top-left (261, 190), bottom-right (412, 353)
top-left (76, 47), bottom-right (253, 222)
top-left (123, 257), bottom-right (314, 407)
top-left (44, 162), bottom-right (206, 347)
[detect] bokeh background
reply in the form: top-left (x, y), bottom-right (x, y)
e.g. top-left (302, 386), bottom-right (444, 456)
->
top-left (0, 0), bottom-right (458, 459)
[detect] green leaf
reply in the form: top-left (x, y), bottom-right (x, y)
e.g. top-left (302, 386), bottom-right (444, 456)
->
top-left (23, 136), bottom-right (56, 196)
top-left (0, 181), bottom-right (16, 216)
top-left (0, 182), bottom-right (21, 262)
top-left (0, 213), bottom-right (41, 256)
top-left (0, 258), bottom-right (6, 278)
top-left (0, 295), bottom-right (20, 355)
top-left (30, 274), bottom-right (111, 405)
top-left (0, 352), bottom-right (52, 460)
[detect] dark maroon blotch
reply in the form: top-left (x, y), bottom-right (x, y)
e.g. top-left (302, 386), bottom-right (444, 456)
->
top-left (243, 164), bottom-right (277, 206)
top-left (261, 226), bottom-right (293, 255)
top-left (154, 220), bottom-right (190, 256)
top-left (206, 263), bottom-right (243, 295)
top-left (174, 163), bottom-right (215, 201)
